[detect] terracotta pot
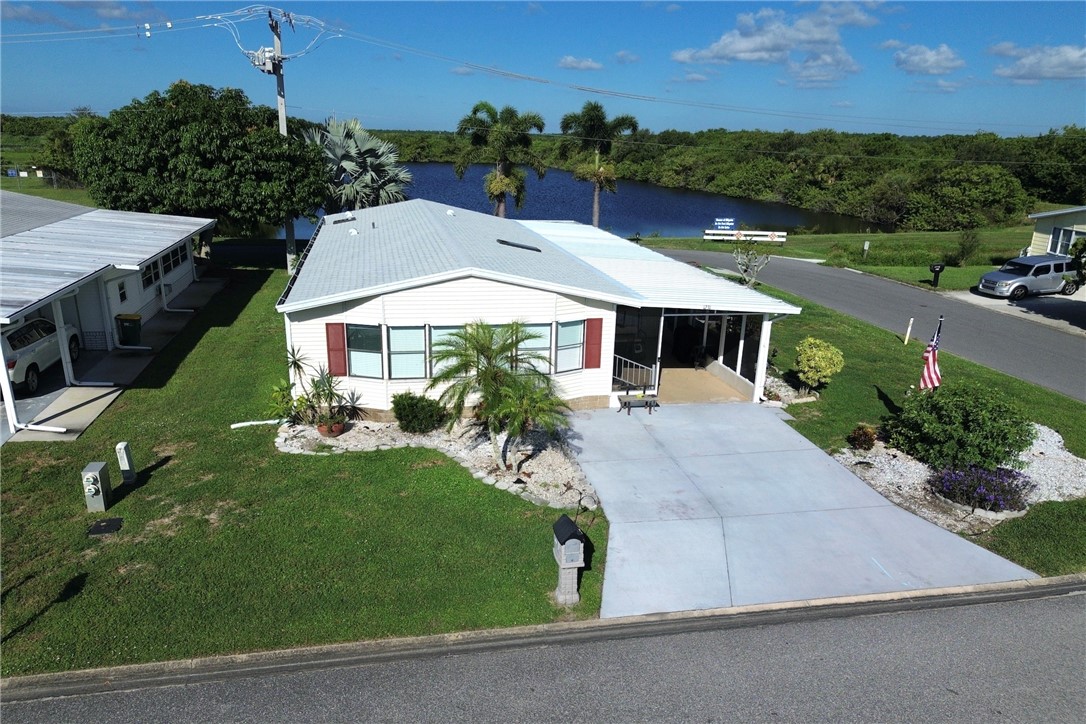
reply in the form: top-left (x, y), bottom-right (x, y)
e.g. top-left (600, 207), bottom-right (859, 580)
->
top-left (317, 422), bottom-right (346, 438)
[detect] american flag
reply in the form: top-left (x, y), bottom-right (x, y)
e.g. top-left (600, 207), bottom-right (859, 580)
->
top-left (920, 317), bottom-right (943, 390)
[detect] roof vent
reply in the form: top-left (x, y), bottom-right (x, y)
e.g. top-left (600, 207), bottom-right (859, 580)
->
top-left (497, 238), bottom-right (541, 253)
top-left (348, 228), bottom-right (359, 236)
top-left (446, 209), bottom-right (455, 216)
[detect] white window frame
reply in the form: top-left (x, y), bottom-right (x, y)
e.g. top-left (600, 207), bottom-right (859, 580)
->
top-left (555, 320), bottom-right (584, 373)
top-left (388, 326), bottom-right (427, 379)
top-left (346, 324), bottom-right (383, 379)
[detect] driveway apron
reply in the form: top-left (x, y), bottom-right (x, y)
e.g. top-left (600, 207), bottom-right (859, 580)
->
top-left (569, 403), bottom-right (1036, 619)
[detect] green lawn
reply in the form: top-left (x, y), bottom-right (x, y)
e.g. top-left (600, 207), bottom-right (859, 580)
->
top-left (0, 267), bottom-right (606, 676)
top-left (851, 265), bottom-right (994, 291)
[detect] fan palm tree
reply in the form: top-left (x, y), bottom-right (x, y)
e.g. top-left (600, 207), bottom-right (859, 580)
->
top-left (559, 101), bottom-right (638, 227)
top-left (427, 320), bottom-right (558, 463)
top-left (303, 117), bottom-right (412, 213)
top-left (490, 373), bottom-right (570, 468)
top-left (455, 101), bottom-right (546, 218)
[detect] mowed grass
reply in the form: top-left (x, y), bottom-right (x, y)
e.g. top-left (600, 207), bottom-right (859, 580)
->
top-left (763, 287), bottom-right (1086, 576)
top-left (0, 268), bottom-right (606, 676)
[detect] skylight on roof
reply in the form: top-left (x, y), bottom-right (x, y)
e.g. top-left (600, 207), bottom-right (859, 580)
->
top-left (497, 238), bottom-right (541, 253)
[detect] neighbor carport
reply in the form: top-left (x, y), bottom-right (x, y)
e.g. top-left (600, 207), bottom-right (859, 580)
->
top-left (0, 191), bottom-right (215, 436)
top-left (569, 403), bottom-right (1036, 618)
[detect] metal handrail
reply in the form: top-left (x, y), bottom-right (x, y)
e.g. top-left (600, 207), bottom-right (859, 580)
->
top-left (613, 354), bottom-right (656, 390)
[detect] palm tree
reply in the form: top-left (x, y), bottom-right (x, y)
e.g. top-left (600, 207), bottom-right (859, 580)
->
top-left (427, 320), bottom-right (557, 463)
top-left (455, 102), bottom-right (546, 218)
top-left (490, 374), bottom-right (570, 468)
top-left (559, 101), bottom-right (638, 227)
top-left (303, 117), bottom-right (412, 213)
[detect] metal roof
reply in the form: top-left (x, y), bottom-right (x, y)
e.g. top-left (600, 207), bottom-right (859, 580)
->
top-left (1028, 206), bottom-right (1086, 220)
top-left (277, 199), bottom-right (638, 313)
top-left (278, 201), bottom-right (801, 317)
top-left (517, 220), bottom-right (801, 316)
top-left (0, 191), bottom-right (216, 323)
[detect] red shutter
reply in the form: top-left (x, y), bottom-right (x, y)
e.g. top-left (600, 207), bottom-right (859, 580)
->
top-left (326, 323), bottom-right (347, 376)
top-left (584, 318), bottom-right (603, 369)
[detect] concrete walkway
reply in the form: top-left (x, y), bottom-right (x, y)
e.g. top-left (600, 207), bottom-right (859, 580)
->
top-left (568, 403), bottom-right (1036, 619)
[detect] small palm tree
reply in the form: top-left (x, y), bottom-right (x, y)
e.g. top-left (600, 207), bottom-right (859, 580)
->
top-left (303, 117), bottom-right (412, 213)
top-left (455, 102), bottom-right (546, 218)
top-left (560, 101), bottom-right (638, 227)
top-left (490, 374), bottom-right (570, 468)
top-left (427, 320), bottom-right (555, 463)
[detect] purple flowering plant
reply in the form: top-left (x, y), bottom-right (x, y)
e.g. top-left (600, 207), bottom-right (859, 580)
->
top-left (928, 466), bottom-right (1035, 512)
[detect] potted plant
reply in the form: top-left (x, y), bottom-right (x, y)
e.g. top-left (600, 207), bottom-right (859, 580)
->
top-left (270, 351), bottom-right (364, 438)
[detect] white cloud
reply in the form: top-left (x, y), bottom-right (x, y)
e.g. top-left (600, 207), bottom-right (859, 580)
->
top-left (666, 4), bottom-right (682, 12)
top-left (892, 43), bottom-right (965, 75)
top-left (670, 3), bottom-right (876, 86)
top-left (832, 100), bottom-right (854, 108)
top-left (450, 66), bottom-right (474, 76)
top-left (990, 43), bottom-right (1086, 82)
top-left (2, 3), bottom-right (79, 28)
top-left (911, 79), bottom-right (962, 94)
top-left (615, 50), bottom-right (640, 65)
top-left (879, 39), bottom-right (904, 50)
top-left (558, 55), bottom-right (603, 71)
top-left (685, 73), bottom-right (709, 82)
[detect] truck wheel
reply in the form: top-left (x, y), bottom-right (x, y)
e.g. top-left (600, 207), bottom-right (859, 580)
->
top-left (1009, 286), bottom-right (1028, 301)
top-left (1061, 281), bottom-right (1079, 296)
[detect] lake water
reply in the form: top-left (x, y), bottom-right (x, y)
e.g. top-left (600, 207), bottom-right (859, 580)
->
top-left (286, 162), bottom-right (881, 240)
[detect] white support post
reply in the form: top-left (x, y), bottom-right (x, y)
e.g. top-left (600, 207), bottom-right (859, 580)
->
top-left (735, 315), bottom-right (747, 374)
top-left (716, 314), bottom-right (726, 364)
top-left (654, 314), bottom-right (665, 391)
top-left (753, 315), bottom-right (774, 402)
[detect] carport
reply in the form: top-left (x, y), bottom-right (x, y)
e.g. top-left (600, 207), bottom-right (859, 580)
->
top-left (0, 191), bottom-right (215, 436)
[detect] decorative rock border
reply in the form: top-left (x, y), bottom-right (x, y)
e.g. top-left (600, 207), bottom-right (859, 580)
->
top-left (932, 492), bottom-right (1029, 521)
top-left (274, 421), bottom-right (598, 511)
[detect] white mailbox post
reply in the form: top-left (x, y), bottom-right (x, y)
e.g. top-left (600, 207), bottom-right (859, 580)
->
top-left (552, 514), bottom-right (586, 606)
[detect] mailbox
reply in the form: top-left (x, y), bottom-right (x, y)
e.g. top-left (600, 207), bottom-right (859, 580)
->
top-left (929, 263), bottom-right (946, 288)
top-left (552, 515), bottom-right (586, 606)
top-left (82, 462), bottom-right (112, 513)
top-left (553, 514), bottom-right (584, 567)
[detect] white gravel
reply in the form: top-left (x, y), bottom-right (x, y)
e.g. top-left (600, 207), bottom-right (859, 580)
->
top-left (275, 419), bottom-right (598, 510)
top-left (834, 423), bottom-right (1086, 534)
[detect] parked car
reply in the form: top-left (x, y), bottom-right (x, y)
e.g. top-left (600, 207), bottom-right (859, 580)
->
top-left (977, 254), bottom-right (1079, 301)
top-left (1, 318), bottom-right (80, 394)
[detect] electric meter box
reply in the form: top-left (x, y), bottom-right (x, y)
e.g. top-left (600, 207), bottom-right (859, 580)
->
top-left (82, 462), bottom-right (112, 513)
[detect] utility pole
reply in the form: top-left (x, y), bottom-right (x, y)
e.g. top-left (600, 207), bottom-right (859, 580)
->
top-left (259, 11), bottom-right (296, 269)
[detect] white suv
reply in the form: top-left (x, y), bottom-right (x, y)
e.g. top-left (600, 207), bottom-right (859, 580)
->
top-left (2, 318), bottom-right (80, 394)
top-left (977, 255), bottom-right (1079, 301)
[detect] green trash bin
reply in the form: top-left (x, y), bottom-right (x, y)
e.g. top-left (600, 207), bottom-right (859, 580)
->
top-left (115, 313), bottom-right (142, 345)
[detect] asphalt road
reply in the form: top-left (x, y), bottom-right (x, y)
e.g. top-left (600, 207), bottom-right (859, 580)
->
top-left (660, 249), bottom-right (1086, 403)
top-left (3, 592), bottom-right (1083, 722)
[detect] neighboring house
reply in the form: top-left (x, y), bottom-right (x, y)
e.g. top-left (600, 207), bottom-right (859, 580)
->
top-left (1025, 206), bottom-right (1086, 257)
top-left (276, 199), bottom-right (800, 417)
top-left (0, 191), bottom-right (215, 427)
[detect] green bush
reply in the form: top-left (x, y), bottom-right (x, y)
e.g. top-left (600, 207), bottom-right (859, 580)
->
top-left (846, 423), bottom-right (878, 451)
top-left (883, 383), bottom-right (1036, 470)
top-left (392, 391), bottom-right (447, 433)
top-left (794, 337), bottom-right (845, 388)
top-left (950, 229), bottom-right (981, 267)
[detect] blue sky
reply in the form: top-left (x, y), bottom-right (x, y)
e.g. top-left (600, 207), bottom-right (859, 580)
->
top-left (2, 1), bottom-right (1084, 136)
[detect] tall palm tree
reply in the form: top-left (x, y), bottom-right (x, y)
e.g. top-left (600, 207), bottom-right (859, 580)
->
top-left (455, 101), bottom-right (546, 218)
top-left (303, 117), bottom-right (412, 213)
top-left (559, 101), bottom-right (638, 227)
top-left (427, 320), bottom-right (557, 463)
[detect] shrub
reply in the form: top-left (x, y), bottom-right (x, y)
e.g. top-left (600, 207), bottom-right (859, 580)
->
top-left (846, 423), bottom-right (877, 451)
top-left (929, 466), bottom-right (1035, 512)
top-left (794, 337), bottom-right (845, 388)
top-left (950, 229), bottom-right (981, 267)
top-left (392, 391), bottom-right (447, 433)
top-left (883, 383), bottom-right (1036, 471)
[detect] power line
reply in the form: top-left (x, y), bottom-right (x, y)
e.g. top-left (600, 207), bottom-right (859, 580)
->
top-left (1, 5), bottom-right (1075, 136)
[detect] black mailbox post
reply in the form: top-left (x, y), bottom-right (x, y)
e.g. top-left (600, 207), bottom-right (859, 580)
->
top-left (929, 263), bottom-right (946, 288)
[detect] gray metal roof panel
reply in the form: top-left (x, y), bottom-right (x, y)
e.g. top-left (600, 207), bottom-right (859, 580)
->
top-left (0, 191), bottom-right (94, 237)
top-left (0, 192), bottom-right (216, 322)
top-left (281, 199), bottom-right (637, 310)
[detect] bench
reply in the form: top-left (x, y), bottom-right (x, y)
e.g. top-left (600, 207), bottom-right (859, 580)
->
top-left (617, 393), bottom-right (660, 415)
top-left (703, 229), bottom-right (787, 247)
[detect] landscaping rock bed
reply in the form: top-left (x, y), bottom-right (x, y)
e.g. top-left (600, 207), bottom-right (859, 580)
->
top-left (835, 424), bottom-right (1086, 535)
top-left (276, 420), bottom-right (598, 511)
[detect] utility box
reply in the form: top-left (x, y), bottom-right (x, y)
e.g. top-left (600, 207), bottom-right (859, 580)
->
top-left (115, 314), bottom-right (142, 345)
top-left (82, 462), bottom-right (112, 513)
top-left (553, 514), bottom-right (586, 605)
top-left (115, 442), bottom-right (136, 483)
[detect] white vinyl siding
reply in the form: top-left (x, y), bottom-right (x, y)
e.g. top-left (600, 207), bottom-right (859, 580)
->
top-left (1048, 227), bottom-right (1079, 256)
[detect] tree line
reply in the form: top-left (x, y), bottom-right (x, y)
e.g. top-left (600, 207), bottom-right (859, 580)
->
top-left (3, 82), bottom-right (1082, 235)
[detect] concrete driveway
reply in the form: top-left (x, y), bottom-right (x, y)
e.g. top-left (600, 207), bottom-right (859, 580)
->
top-left (569, 403), bottom-right (1036, 619)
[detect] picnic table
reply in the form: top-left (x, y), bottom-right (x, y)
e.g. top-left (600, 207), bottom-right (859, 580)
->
top-left (617, 393), bottom-right (660, 415)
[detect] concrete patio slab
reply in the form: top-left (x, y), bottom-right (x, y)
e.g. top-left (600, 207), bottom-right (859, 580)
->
top-left (569, 402), bottom-right (1038, 618)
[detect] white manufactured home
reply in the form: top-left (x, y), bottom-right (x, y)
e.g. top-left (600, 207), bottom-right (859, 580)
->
top-left (275, 199), bottom-right (801, 417)
top-left (1025, 206), bottom-right (1086, 257)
